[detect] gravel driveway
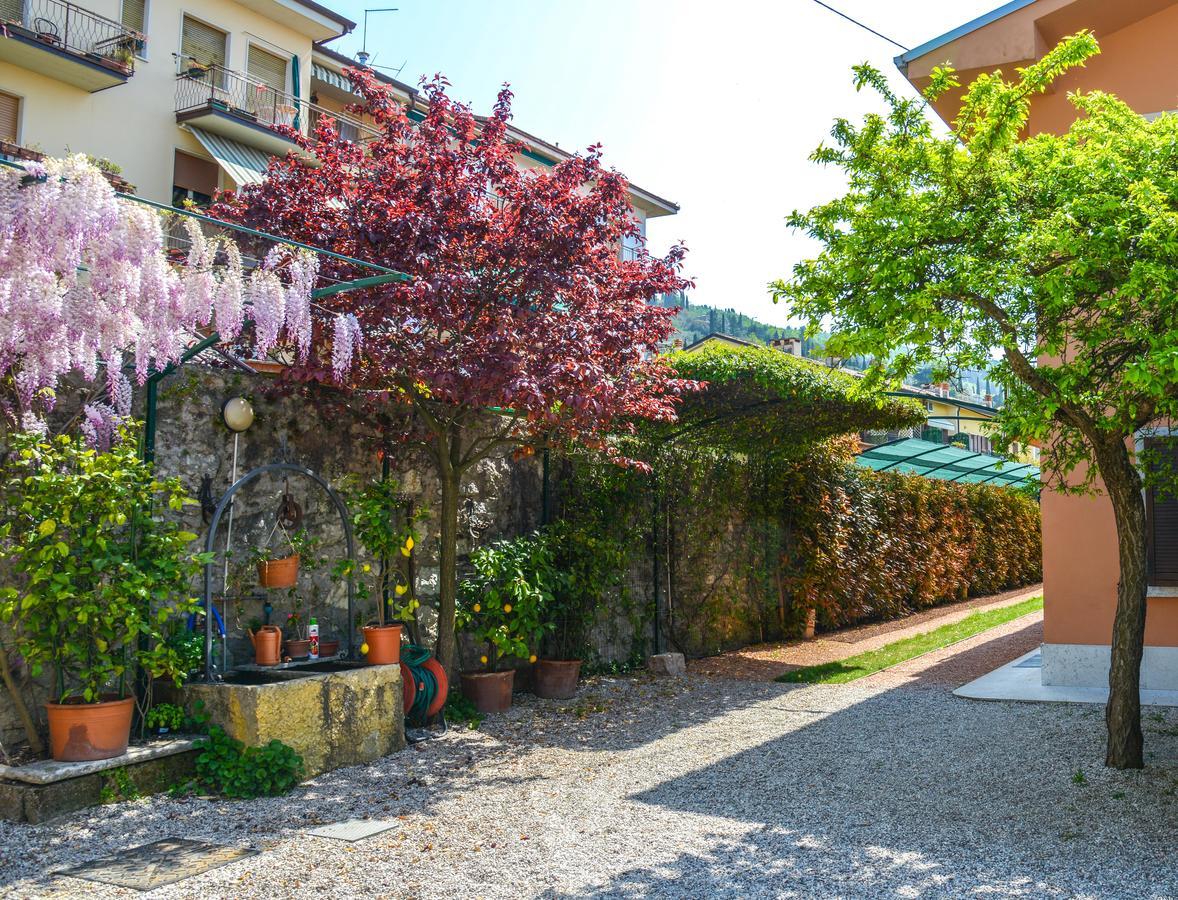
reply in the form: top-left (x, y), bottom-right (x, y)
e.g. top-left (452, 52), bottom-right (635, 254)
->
top-left (2, 673), bottom-right (1177, 899)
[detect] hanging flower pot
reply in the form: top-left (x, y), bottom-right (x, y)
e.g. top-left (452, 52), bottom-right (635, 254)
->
top-left (362, 623), bottom-right (402, 665)
top-left (45, 696), bottom-right (134, 762)
top-left (257, 553), bottom-right (299, 589)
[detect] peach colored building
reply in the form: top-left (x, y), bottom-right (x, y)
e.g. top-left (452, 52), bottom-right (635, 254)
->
top-left (899, 0), bottom-right (1178, 690)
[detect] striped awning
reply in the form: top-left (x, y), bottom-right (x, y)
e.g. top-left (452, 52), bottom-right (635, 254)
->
top-left (188, 127), bottom-right (272, 187)
top-left (312, 62), bottom-right (355, 95)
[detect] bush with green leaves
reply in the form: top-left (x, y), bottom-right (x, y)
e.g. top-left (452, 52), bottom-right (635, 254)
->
top-left (145, 702), bottom-right (184, 732)
top-left (0, 427), bottom-right (210, 703)
top-left (193, 726), bottom-right (303, 799)
top-left (457, 533), bottom-right (554, 670)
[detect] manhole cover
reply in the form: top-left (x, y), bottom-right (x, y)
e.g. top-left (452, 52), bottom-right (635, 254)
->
top-left (58, 838), bottom-right (255, 890)
top-left (309, 819), bottom-right (398, 842)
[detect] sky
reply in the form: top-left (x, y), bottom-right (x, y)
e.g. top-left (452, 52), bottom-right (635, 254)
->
top-left (325, 0), bottom-right (1000, 325)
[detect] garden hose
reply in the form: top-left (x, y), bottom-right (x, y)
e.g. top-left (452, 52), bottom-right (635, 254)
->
top-left (402, 644), bottom-right (439, 725)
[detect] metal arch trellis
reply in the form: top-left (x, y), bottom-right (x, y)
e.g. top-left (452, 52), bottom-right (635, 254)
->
top-left (200, 462), bottom-right (357, 682)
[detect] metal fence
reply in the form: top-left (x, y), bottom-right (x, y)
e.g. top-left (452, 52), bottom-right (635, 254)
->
top-left (176, 64), bottom-right (378, 144)
top-left (0, 0), bottom-right (142, 70)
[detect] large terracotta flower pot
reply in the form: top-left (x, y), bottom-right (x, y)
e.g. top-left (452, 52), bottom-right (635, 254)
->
top-left (532, 659), bottom-right (582, 700)
top-left (45, 695), bottom-right (134, 762)
top-left (461, 670), bottom-right (514, 714)
top-left (257, 554), bottom-right (299, 589)
top-left (362, 624), bottom-right (402, 665)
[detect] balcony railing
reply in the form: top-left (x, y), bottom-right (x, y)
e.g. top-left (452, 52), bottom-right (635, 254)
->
top-left (0, 0), bottom-right (142, 72)
top-left (176, 63), bottom-right (378, 145)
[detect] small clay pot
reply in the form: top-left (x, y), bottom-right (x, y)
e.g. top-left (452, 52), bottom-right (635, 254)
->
top-left (318, 639), bottom-right (340, 658)
top-left (45, 695), bottom-right (134, 762)
top-left (257, 554), bottom-right (299, 589)
top-left (283, 638), bottom-right (311, 659)
top-left (362, 624), bottom-right (402, 665)
top-left (532, 659), bottom-right (582, 700)
top-left (460, 670), bottom-right (514, 714)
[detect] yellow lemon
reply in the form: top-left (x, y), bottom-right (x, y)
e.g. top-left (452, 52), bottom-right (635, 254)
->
top-left (362, 563), bottom-right (371, 573)
top-left (405, 536), bottom-right (414, 551)
top-left (480, 655), bottom-right (488, 664)
top-left (529, 654), bottom-right (537, 663)
top-left (395, 583), bottom-right (408, 596)
top-left (360, 642), bottom-right (370, 655)
top-left (473, 603), bottom-right (481, 613)
top-left (503, 604), bottom-right (512, 613)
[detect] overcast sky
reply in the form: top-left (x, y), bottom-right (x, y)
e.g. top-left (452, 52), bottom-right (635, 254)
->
top-left (328, 1), bottom-right (999, 324)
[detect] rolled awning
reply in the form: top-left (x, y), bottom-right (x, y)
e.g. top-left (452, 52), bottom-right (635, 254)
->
top-left (187, 127), bottom-right (272, 187)
top-left (312, 62), bottom-right (354, 94)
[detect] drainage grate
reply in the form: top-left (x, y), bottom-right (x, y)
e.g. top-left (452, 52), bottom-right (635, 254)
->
top-left (309, 818), bottom-right (398, 842)
top-left (57, 838), bottom-right (255, 891)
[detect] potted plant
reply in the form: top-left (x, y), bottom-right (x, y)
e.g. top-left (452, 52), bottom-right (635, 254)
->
top-left (456, 534), bottom-right (553, 713)
top-left (0, 428), bottom-right (208, 761)
top-left (283, 602), bottom-right (310, 659)
top-left (343, 475), bottom-right (425, 666)
top-left (253, 524), bottom-right (306, 589)
top-left (531, 522), bottom-right (605, 700)
top-left (145, 703), bottom-right (184, 737)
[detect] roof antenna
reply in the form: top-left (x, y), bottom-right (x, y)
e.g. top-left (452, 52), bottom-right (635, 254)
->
top-left (357, 8), bottom-right (397, 67)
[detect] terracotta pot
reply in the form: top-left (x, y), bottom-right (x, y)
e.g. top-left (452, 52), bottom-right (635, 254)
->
top-left (45, 695), bottom-right (134, 762)
top-left (362, 624), bottom-right (402, 665)
top-left (248, 625), bottom-right (282, 666)
top-left (532, 659), bottom-right (582, 700)
top-left (461, 670), bottom-right (514, 714)
top-left (257, 554), bottom-right (299, 589)
top-left (318, 639), bottom-right (340, 658)
top-left (283, 638), bottom-right (311, 659)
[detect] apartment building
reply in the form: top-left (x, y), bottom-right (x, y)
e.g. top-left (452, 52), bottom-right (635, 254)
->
top-left (0, 0), bottom-right (677, 232)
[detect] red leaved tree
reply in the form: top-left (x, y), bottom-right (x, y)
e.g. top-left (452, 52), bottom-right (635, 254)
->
top-left (214, 72), bottom-right (692, 672)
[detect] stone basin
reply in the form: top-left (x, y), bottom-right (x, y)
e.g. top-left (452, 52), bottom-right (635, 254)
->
top-left (182, 663), bottom-right (404, 777)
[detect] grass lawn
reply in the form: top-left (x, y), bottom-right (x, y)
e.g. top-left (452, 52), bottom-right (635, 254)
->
top-left (776, 595), bottom-right (1044, 684)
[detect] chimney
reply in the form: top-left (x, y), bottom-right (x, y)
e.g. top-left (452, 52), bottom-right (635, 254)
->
top-left (984, 392), bottom-right (993, 405)
top-left (672, 339), bottom-right (684, 351)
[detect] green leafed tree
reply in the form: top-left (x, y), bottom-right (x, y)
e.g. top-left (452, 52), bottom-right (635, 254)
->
top-left (776, 32), bottom-right (1178, 768)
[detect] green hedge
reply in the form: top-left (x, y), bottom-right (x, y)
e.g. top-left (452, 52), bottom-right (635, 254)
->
top-left (778, 455), bottom-right (1042, 630)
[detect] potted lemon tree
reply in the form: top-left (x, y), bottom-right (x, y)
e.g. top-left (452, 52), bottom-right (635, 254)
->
top-left (456, 534), bottom-right (553, 713)
top-left (0, 428), bottom-right (208, 761)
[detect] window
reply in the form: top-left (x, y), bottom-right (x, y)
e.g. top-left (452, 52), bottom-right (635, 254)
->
top-left (181, 16), bottom-right (226, 73)
top-left (1147, 438), bottom-right (1178, 586)
top-left (172, 149), bottom-right (218, 208)
top-left (121, 0), bottom-right (146, 55)
top-left (0, 91), bottom-right (19, 144)
top-left (247, 45), bottom-right (287, 93)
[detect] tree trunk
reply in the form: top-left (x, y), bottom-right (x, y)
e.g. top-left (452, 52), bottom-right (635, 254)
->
top-left (1099, 440), bottom-right (1148, 769)
top-left (435, 463), bottom-right (461, 677)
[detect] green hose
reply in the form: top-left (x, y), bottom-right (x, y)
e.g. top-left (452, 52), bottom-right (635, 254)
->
top-left (402, 643), bottom-right (438, 725)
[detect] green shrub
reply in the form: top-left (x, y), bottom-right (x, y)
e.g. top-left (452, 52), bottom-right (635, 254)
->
top-left (193, 726), bottom-right (303, 799)
top-left (145, 703), bottom-right (184, 732)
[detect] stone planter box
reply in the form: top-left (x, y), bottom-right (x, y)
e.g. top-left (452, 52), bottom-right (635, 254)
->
top-left (0, 739), bottom-right (197, 823)
top-left (181, 661), bottom-right (405, 778)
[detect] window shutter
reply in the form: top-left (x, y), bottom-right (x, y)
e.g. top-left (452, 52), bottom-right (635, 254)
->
top-left (247, 45), bottom-right (287, 93)
top-left (121, 0), bottom-right (145, 34)
top-left (0, 0), bottom-right (21, 23)
top-left (181, 17), bottom-right (226, 69)
top-left (1147, 439), bottom-right (1178, 585)
top-left (0, 92), bottom-right (19, 144)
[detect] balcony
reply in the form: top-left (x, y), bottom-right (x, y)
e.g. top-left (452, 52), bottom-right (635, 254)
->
top-left (175, 64), bottom-right (378, 159)
top-left (0, 0), bottom-right (140, 92)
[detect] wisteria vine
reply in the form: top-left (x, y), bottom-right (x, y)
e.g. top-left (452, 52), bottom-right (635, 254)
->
top-left (0, 154), bottom-right (320, 444)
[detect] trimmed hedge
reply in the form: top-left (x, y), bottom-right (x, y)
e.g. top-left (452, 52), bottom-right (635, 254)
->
top-left (779, 455), bottom-right (1042, 630)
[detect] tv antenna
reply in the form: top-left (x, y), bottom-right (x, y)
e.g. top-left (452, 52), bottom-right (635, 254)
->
top-left (357, 7), bottom-right (397, 66)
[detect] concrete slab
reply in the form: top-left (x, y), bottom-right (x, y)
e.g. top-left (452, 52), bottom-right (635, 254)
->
top-left (955, 647), bottom-right (1178, 707)
top-left (0, 738), bottom-right (197, 785)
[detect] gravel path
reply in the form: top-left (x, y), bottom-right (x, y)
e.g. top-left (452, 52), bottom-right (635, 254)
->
top-left (2, 666), bottom-right (1178, 899)
top-left (688, 585), bottom-right (1043, 682)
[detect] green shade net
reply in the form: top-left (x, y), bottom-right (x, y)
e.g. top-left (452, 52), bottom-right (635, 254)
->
top-left (856, 438), bottom-right (1039, 487)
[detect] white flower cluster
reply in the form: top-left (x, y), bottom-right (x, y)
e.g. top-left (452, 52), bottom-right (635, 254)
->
top-left (0, 154), bottom-right (320, 443)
